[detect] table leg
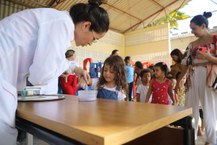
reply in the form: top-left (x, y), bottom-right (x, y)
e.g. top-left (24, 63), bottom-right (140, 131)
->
top-left (27, 133), bottom-right (33, 145)
top-left (16, 117), bottom-right (83, 145)
top-left (171, 116), bottom-right (195, 145)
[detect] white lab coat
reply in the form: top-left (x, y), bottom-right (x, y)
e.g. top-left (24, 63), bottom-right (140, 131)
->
top-left (0, 8), bottom-right (74, 145)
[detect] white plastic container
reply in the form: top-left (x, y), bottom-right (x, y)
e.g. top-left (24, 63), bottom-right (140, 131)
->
top-left (77, 90), bottom-right (97, 101)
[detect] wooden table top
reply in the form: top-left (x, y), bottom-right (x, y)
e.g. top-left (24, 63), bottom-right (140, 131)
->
top-left (17, 95), bottom-right (192, 145)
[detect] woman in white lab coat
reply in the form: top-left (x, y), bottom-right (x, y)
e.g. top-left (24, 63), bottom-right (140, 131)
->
top-left (0, 0), bottom-right (109, 144)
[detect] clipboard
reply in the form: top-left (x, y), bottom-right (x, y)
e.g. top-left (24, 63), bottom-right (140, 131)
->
top-left (18, 95), bottom-right (65, 102)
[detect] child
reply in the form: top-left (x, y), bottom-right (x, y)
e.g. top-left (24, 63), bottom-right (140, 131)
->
top-left (145, 62), bottom-right (175, 105)
top-left (59, 50), bottom-right (79, 95)
top-left (97, 55), bottom-right (128, 100)
top-left (59, 69), bottom-right (78, 95)
top-left (136, 69), bottom-right (152, 102)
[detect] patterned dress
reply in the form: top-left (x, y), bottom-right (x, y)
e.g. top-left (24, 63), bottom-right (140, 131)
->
top-left (181, 35), bottom-right (217, 144)
top-left (151, 78), bottom-right (170, 105)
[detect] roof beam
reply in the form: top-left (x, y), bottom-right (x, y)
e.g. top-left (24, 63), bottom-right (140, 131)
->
top-left (109, 27), bottom-right (123, 33)
top-left (51, 0), bottom-right (67, 8)
top-left (152, 0), bottom-right (164, 8)
top-left (5, 0), bottom-right (46, 8)
top-left (47, 0), bottom-right (56, 7)
top-left (123, 0), bottom-right (178, 33)
top-left (104, 3), bottom-right (142, 21)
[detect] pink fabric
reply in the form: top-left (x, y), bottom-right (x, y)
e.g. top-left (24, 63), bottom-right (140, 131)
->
top-left (151, 78), bottom-right (170, 105)
top-left (206, 35), bottom-right (217, 87)
top-left (207, 64), bottom-right (217, 87)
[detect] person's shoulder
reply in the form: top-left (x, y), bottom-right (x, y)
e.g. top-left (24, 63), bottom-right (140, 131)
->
top-left (117, 90), bottom-right (127, 100)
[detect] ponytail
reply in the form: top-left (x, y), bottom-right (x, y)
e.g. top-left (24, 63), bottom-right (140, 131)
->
top-left (69, 0), bottom-right (109, 33)
top-left (190, 11), bottom-right (212, 28)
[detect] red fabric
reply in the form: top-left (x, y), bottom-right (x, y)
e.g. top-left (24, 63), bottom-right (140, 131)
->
top-left (60, 74), bottom-right (78, 95)
top-left (83, 58), bottom-right (92, 71)
top-left (207, 35), bottom-right (217, 87)
top-left (151, 78), bottom-right (170, 105)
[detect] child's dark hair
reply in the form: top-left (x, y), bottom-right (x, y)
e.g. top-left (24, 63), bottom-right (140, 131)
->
top-left (140, 69), bottom-right (152, 78)
top-left (97, 55), bottom-right (128, 96)
top-left (154, 62), bottom-right (169, 77)
top-left (69, 0), bottom-right (109, 33)
top-left (170, 48), bottom-right (183, 63)
top-left (135, 61), bottom-right (143, 69)
top-left (124, 56), bottom-right (131, 64)
top-left (190, 11), bottom-right (212, 28)
top-left (65, 49), bottom-right (75, 58)
top-left (148, 65), bottom-right (154, 72)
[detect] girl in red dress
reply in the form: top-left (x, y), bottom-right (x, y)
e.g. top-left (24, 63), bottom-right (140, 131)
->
top-left (145, 62), bottom-right (175, 105)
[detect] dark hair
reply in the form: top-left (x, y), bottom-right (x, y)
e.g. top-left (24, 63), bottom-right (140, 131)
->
top-left (65, 49), bottom-right (75, 58)
top-left (135, 61), bottom-right (143, 69)
top-left (170, 48), bottom-right (183, 63)
top-left (190, 12), bottom-right (212, 28)
top-left (111, 49), bottom-right (119, 56)
top-left (97, 55), bottom-right (128, 96)
top-left (69, 0), bottom-right (109, 33)
top-left (154, 62), bottom-right (169, 77)
top-left (124, 56), bottom-right (131, 64)
top-left (140, 69), bottom-right (152, 78)
top-left (175, 72), bottom-right (181, 80)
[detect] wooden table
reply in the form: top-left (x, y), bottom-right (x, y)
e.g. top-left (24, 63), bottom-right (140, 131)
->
top-left (16, 95), bottom-right (193, 145)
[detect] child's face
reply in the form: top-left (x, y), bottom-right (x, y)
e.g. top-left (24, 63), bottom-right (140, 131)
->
top-left (141, 72), bottom-right (151, 83)
top-left (154, 66), bottom-right (164, 78)
top-left (103, 64), bottom-right (115, 83)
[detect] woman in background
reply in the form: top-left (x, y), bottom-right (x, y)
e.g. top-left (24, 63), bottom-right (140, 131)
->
top-left (170, 48), bottom-right (185, 106)
top-left (176, 12), bottom-right (217, 145)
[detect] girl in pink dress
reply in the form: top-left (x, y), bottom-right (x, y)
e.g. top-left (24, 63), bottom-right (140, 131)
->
top-left (145, 62), bottom-right (175, 105)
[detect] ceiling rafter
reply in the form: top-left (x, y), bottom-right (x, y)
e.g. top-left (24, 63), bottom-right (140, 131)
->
top-left (123, 0), bottom-right (178, 33)
top-left (152, 0), bottom-right (164, 8)
top-left (51, 0), bottom-right (67, 8)
top-left (109, 27), bottom-right (122, 33)
top-left (5, 0), bottom-right (46, 8)
top-left (104, 3), bottom-right (142, 21)
top-left (47, 0), bottom-right (56, 7)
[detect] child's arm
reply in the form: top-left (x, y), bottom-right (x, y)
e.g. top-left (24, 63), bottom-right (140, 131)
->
top-left (168, 80), bottom-right (175, 105)
top-left (136, 85), bottom-right (140, 102)
top-left (145, 80), bottom-right (153, 103)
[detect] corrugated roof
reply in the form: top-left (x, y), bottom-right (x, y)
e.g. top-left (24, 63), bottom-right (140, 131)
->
top-left (0, 0), bottom-right (190, 33)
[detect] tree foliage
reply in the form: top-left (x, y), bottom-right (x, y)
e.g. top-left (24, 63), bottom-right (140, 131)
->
top-left (147, 10), bottom-right (190, 30)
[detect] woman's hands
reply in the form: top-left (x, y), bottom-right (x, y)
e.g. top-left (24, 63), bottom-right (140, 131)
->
top-left (74, 67), bottom-right (91, 88)
top-left (79, 70), bottom-right (91, 88)
top-left (197, 51), bottom-right (211, 60)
